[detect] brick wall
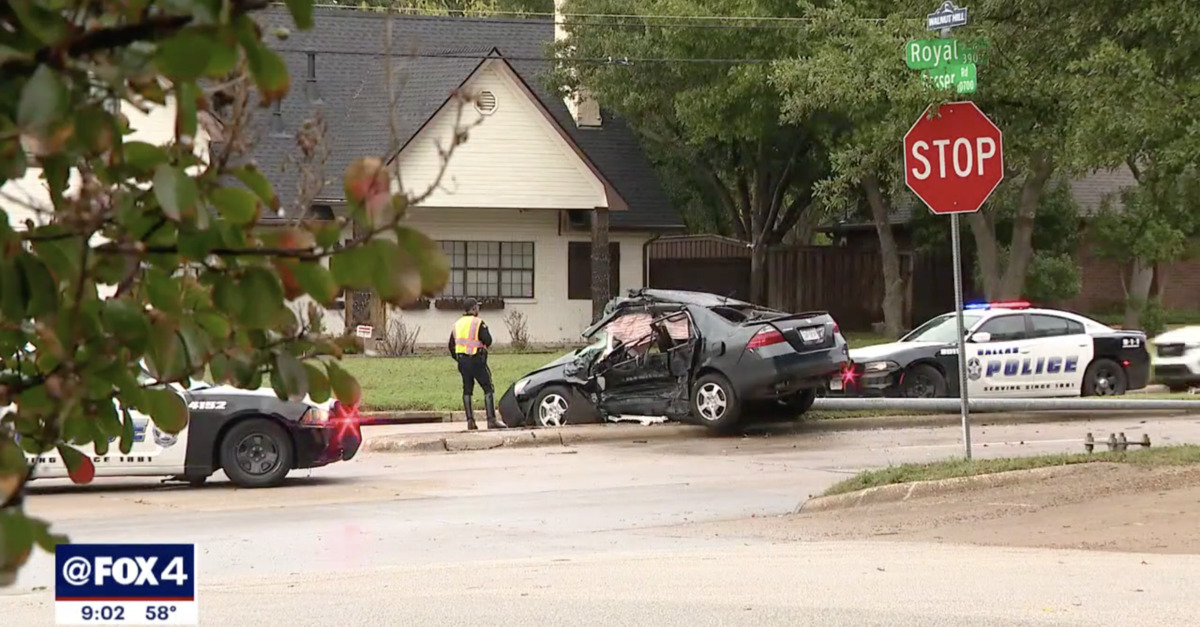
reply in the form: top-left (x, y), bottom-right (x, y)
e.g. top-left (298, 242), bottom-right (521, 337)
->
top-left (1054, 234), bottom-right (1200, 313)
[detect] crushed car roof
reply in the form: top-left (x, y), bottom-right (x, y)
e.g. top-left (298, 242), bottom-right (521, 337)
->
top-left (616, 288), bottom-right (760, 309)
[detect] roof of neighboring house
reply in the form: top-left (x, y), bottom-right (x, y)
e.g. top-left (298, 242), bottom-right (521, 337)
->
top-left (240, 6), bottom-right (681, 230)
top-left (820, 166), bottom-right (1139, 231)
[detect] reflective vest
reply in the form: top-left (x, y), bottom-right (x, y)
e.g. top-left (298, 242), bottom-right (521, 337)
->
top-left (453, 315), bottom-right (485, 355)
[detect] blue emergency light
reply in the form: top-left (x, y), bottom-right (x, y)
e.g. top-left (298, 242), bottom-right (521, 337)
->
top-left (964, 300), bottom-right (1032, 311)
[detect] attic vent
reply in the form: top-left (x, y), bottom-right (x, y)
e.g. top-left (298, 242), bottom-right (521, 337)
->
top-left (475, 90), bottom-right (497, 115)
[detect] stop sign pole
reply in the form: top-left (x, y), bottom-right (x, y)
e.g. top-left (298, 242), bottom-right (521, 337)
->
top-left (903, 3), bottom-right (1003, 460)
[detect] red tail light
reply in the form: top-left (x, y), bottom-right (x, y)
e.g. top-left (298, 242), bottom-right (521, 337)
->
top-left (832, 321), bottom-right (840, 335)
top-left (747, 327), bottom-right (786, 350)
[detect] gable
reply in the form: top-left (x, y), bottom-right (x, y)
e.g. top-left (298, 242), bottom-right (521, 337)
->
top-left (392, 59), bottom-right (614, 211)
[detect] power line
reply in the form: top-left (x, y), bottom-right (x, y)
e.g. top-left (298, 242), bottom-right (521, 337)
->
top-left (272, 47), bottom-right (782, 64)
top-left (303, 3), bottom-right (901, 27)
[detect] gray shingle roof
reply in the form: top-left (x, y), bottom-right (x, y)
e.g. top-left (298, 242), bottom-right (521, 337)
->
top-left (240, 6), bottom-right (680, 230)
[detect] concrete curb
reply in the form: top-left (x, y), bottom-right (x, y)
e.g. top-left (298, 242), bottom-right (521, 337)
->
top-left (360, 409), bottom-right (1197, 455)
top-left (793, 465), bottom-right (1086, 514)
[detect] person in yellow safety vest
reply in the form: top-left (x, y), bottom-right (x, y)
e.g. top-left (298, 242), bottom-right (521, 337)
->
top-left (447, 298), bottom-right (507, 430)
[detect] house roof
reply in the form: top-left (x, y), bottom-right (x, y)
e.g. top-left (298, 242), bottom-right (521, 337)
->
top-left (819, 166), bottom-right (1140, 231)
top-left (242, 6), bottom-right (681, 230)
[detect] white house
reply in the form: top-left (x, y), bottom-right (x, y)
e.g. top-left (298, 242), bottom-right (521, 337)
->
top-left (249, 6), bottom-right (684, 346)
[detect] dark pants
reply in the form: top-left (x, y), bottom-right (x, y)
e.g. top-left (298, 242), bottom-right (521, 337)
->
top-left (457, 354), bottom-right (493, 396)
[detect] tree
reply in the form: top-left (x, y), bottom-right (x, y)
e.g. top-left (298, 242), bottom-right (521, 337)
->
top-left (1065, 0), bottom-right (1200, 329)
top-left (772, 9), bottom-right (932, 336)
top-left (551, 0), bottom-right (831, 304)
top-left (0, 0), bottom-right (459, 585)
top-left (777, 0), bottom-right (1129, 303)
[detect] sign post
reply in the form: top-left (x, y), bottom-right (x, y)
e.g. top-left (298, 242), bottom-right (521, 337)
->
top-left (904, 2), bottom-right (1004, 459)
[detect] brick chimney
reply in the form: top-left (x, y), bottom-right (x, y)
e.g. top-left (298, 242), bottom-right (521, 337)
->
top-left (554, 0), bottom-right (602, 128)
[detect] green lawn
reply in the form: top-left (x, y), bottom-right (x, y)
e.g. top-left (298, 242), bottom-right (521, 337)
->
top-left (822, 444), bottom-right (1200, 496)
top-left (347, 332), bottom-right (894, 411)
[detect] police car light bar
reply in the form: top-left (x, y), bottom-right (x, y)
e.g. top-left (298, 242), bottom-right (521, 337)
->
top-left (964, 300), bottom-right (1032, 311)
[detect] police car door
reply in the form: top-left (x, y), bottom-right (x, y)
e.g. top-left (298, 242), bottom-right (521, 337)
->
top-left (968, 313), bottom-right (1035, 396)
top-left (1028, 313), bottom-right (1093, 396)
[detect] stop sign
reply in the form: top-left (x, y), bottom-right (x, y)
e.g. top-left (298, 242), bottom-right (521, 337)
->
top-left (903, 101), bottom-right (1004, 215)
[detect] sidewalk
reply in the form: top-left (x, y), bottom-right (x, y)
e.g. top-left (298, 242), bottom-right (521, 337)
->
top-left (359, 407), bottom-right (1200, 455)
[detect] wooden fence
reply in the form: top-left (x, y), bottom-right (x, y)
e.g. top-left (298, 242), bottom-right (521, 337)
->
top-left (646, 236), bottom-right (978, 332)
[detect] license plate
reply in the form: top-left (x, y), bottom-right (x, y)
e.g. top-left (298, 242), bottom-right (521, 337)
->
top-left (829, 377), bottom-right (843, 391)
top-left (800, 327), bottom-right (822, 343)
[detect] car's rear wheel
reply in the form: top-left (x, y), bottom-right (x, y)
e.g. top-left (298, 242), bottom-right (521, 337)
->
top-left (220, 418), bottom-right (293, 488)
top-left (902, 364), bottom-right (947, 398)
top-left (531, 386), bottom-right (573, 427)
top-left (691, 373), bottom-right (741, 433)
top-left (1083, 358), bottom-right (1127, 396)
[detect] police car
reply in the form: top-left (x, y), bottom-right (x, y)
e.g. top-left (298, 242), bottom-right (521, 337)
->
top-left (6, 367), bottom-right (361, 489)
top-left (832, 301), bottom-right (1151, 398)
top-left (1149, 326), bottom-right (1200, 392)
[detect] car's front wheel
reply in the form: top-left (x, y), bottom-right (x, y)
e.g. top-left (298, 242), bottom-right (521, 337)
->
top-left (902, 364), bottom-right (947, 398)
top-left (691, 373), bottom-right (742, 433)
top-left (219, 418), bottom-right (294, 488)
top-left (531, 386), bottom-right (573, 427)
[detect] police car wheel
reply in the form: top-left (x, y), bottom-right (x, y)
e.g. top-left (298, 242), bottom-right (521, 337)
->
top-left (902, 364), bottom-right (947, 398)
top-left (219, 418), bottom-right (294, 488)
top-left (1083, 359), bottom-right (1127, 397)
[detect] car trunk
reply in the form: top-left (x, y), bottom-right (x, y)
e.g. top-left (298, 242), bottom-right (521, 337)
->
top-left (746, 311), bottom-right (835, 353)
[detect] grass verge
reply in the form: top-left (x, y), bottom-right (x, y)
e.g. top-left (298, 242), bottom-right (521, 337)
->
top-left (822, 444), bottom-right (1200, 496)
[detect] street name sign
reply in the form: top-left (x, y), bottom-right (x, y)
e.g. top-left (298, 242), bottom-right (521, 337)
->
top-left (922, 62), bottom-right (977, 93)
top-left (905, 38), bottom-right (988, 69)
top-left (903, 101), bottom-right (1004, 215)
top-left (927, 0), bottom-right (969, 30)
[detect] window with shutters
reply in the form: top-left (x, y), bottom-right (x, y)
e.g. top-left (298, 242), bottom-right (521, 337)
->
top-left (567, 242), bottom-right (620, 300)
top-left (439, 241), bottom-right (535, 299)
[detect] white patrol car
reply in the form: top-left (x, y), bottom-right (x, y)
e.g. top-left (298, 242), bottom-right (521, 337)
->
top-left (4, 369), bottom-right (361, 489)
top-left (1149, 326), bottom-right (1200, 392)
top-left (831, 301), bottom-right (1152, 398)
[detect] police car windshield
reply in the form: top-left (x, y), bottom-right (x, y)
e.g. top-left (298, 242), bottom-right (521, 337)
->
top-left (901, 313), bottom-right (984, 343)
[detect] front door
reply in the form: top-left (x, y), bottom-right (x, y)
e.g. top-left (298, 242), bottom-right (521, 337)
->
top-left (967, 313), bottom-right (1035, 396)
top-left (591, 310), bottom-right (695, 418)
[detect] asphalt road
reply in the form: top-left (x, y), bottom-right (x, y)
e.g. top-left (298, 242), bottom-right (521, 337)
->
top-left (3, 415), bottom-right (1200, 626)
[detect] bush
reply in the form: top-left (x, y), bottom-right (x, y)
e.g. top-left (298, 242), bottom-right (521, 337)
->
top-left (377, 319), bottom-right (421, 357)
top-left (503, 309), bottom-right (530, 351)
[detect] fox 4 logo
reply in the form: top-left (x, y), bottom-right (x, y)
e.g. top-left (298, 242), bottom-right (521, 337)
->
top-left (96, 556), bottom-right (188, 586)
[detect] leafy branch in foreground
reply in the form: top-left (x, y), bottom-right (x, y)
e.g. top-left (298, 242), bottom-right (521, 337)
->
top-left (0, 0), bottom-right (473, 585)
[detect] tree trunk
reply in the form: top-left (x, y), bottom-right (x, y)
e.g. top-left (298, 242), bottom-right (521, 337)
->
top-left (749, 244), bottom-right (768, 306)
top-left (863, 175), bottom-right (905, 337)
top-left (966, 212), bottom-right (1001, 299)
top-left (1123, 258), bottom-right (1154, 329)
top-left (590, 208), bottom-right (610, 322)
top-left (998, 154), bottom-right (1054, 298)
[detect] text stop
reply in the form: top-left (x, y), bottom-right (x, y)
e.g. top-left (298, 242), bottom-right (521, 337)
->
top-left (909, 137), bottom-right (997, 180)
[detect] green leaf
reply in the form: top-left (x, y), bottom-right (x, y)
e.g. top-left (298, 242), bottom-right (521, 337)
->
top-left (195, 311), bottom-right (232, 341)
top-left (145, 268), bottom-right (182, 314)
top-left (272, 351), bottom-right (308, 401)
top-left (211, 277), bottom-right (245, 321)
top-left (141, 388), bottom-right (188, 434)
top-left (29, 520), bottom-right (68, 553)
top-left (16, 253), bottom-right (57, 317)
top-left (236, 17), bottom-right (290, 103)
top-left (178, 319), bottom-right (211, 369)
top-left (210, 187), bottom-right (260, 226)
top-left (123, 141), bottom-right (170, 172)
top-left (329, 245), bottom-right (374, 289)
top-left (17, 65), bottom-right (68, 132)
top-left (395, 226), bottom-right (450, 296)
top-left (0, 259), bottom-right (28, 320)
top-left (285, 0), bottom-right (315, 29)
top-left (303, 361), bottom-right (330, 403)
top-left (7, 0), bottom-right (70, 45)
top-left (56, 445), bottom-right (94, 484)
top-left (96, 401), bottom-right (123, 440)
top-left (155, 29), bottom-right (215, 81)
top-left (146, 321), bottom-right (186, 383)
top-left (293, 261), bottom-right (339, 304)
top-left (0, 510), bottom-right (33, 569)
top-left (326, 360), bottom-right (361, 405)
top-left (232, 165), bottom-right (279, 211)
top-left (119, 408), bottom-right (135, 455)
top-left (237, 267), bottom-right (284, 329)
top-left (153, 165), bottom-right (197, 222)
top-left (101, 299), bottom-right (151, 352)
top-left (313, 221), bottom-right (342, 249)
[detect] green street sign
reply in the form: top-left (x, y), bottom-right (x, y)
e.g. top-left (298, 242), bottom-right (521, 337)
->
top-left (905, 38), bottom-right (988, 69)
top-left (921, 62), bottom-right (977, 94)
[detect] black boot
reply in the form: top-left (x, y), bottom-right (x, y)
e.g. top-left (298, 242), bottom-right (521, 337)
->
top-left (485, 393), bottom-right (507, 429)
top-left (463, 395), bottom-right (477, 430)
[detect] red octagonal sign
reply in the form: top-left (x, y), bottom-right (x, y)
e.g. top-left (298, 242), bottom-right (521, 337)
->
top-left (904, 101), bottom-right (1004, 215)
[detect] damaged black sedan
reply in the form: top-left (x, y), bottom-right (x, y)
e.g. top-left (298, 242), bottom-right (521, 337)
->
top-left (497, 289), bottom-right (850, 433)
